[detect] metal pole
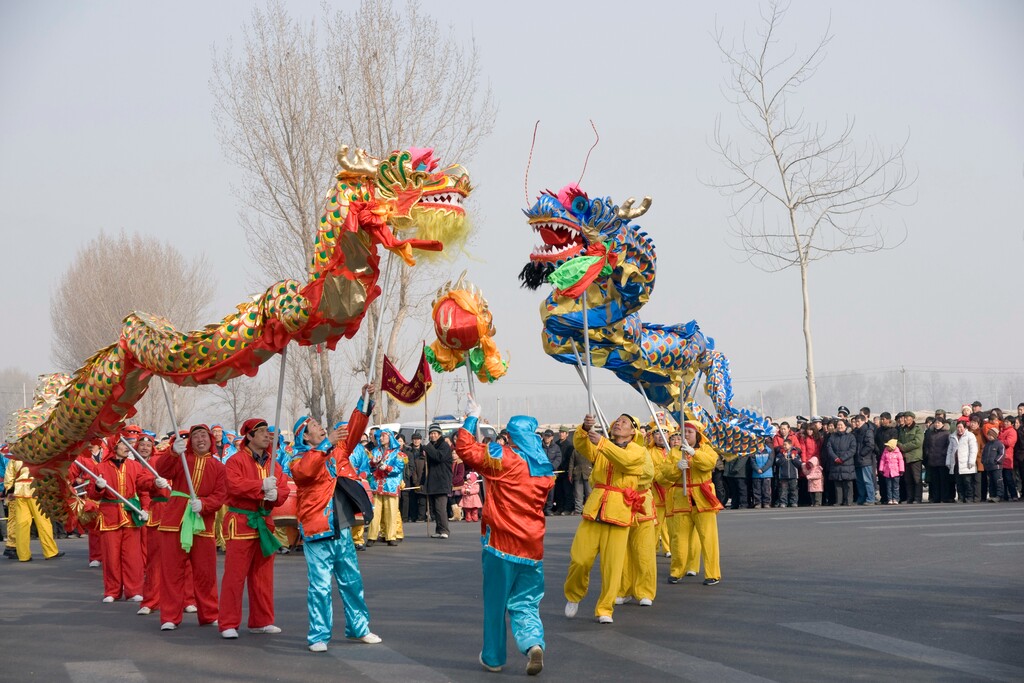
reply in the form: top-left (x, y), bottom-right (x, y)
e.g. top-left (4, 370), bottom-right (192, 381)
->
top-left (74, 460), bottom-right (144, 516)
top-left (159, 379), bottom-right (197, 500)
top-left (273, 345), bottom-right (289, 456)
top-left (570, 342), bottom-right (611, 433)
top-left (119, 437), bottom-right (161, 480)
top-left (581, 295), bottom-right (594, 419)
top-left (635, 382), bottom-right (671, 456)
top-left (901, 367), bottom-right (907, 412)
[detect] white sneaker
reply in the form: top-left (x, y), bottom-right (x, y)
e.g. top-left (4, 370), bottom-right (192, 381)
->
top-left (137, 606), bottom-right (152, 615)
top-left (479, 653), bottom-right (502, 673)
top-left (88, 560), bottom-right (101, 568)
top-left (685, 571), bottom-right (697, 577)
top-left (348, 632), bottom-right (382, 644)
top-left (665, 551), bottom-right (672, 558)
top-left (308, 641), bottom-right (327, 653)
top-left (130, 594), bottom-right (143, 602)
top-left (102, 596), bottom-right (115, 603)
top-left (564, 601), bottom-right (579, 618)
top-left (526, 645), bottom-right (544, 676)
top-left (249, 625), bottom-right (282, 634)
top-left (439, 533), bottom-right (449, 539)
top-left (221, 628), bottom-right (239, 639)
top-left (598, 615), bottom-right (614, 624)
top-left (639, 598), bottom-right (653, 607)
top-left (613, 596), bottom-right (633, 605)
top-left (184, 605), bottom-right (198, 613)
top-left (160, 622), bottom-right (177, 631)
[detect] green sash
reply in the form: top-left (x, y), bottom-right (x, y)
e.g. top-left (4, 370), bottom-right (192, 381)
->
top-left (171, 491), bottom-right (206, 552)
top-left (228, 506), bottom-right (283, 557)
top-left (124, 496), bottom-right (144, 527)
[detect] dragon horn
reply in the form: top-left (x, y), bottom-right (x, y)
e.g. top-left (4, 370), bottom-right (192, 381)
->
top-left (336, 145), bottom-right (379, 177)
top-left (617, 196), bottom-right (653, 220)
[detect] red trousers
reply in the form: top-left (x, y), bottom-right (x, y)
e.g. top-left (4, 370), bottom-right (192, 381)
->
top-left (219, 538), bottom-right (276, 631)
top-left (88, 529), bottom-right (102, 562)
top-left (159, 531), bottom-right (218, 626)
top-left (143, 526), bottom-right (196, 610)
top-left (100, 526), bottom-right (144, 599)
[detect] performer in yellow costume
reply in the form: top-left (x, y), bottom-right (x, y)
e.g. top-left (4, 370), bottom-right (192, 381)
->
top-left (657, 421), bottom-right (723, 585)
top-left (615, 443), bottom-right (656, 606)
top-left (3, 459), bottom-right (62, 561)
top-left (564, 413), bottom-right (646, 624)
top-left (647, 427), bottom-right (672, 556)
top-left (658, 431), bottom-right (700, 582)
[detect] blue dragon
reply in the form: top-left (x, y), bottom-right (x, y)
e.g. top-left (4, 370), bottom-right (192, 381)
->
top-left (518, 183), bottom-right (773, 455)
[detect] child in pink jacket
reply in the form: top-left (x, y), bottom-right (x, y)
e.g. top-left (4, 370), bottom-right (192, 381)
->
top-left (801, 456), bottom-right (824, 506)
top-left (879, 439), bottom-right (905, 505)
top-left (461, 470), bottom-right (483, 522)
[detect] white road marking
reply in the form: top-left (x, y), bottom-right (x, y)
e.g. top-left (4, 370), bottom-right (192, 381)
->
top-left (923, 530), bottom-right (1024, 537)
top-left (860, 520), bottom-right (1022, 529)
top-left (768, 508), bottom-right (1024, 521)
top-left (992, 613), bottom-right (1024, 622)
top-left (560, 631), bottom-right (778, 683)
top-left (984, 541), bottom-right (1024, 546)
top-left (66, 660), bottom-right (146, 683)
top-left (782, 622), bottom-right (1024, 683)
top-left (329, 642), bottom-right (450, 682)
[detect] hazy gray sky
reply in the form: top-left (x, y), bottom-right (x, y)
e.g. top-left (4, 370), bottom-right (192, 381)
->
top-left (2, 1), bottom-right (1022, 423)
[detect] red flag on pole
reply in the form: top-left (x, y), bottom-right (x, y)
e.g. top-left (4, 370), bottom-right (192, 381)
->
top-left (381, 347), bottom-right (433, 405)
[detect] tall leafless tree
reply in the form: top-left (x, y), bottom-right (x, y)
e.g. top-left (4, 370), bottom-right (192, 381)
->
top-left (201, 375), bottom-right (270, 433)
top-left (210, 0), bottom-right (496, 425)
top-left (708, 1), bottom-right (914, 415)
top-left (49, 230), bottom-right (214, 430)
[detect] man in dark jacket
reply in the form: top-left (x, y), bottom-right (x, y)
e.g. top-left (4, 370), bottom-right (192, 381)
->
top-left (826, 419), bottom-right (857, 506)
top-left (897, 413), bottom-right (925, 504)
top-left (723, 452), bottom-right (751, 509)
top-left (422, 424), bottom-right (453, 538)
top-left (923, 411), bottom-right (954, 503)
top-left (874, 412), bottom-right (899, 503)
top-left (851, 415), bottom-right (878, 505)
top-left (403, 433), bottom-right (427, 522)
top-left (540, 430), bottom-right (562, 516)
top-left (553, 426), bottom-right (576, 514)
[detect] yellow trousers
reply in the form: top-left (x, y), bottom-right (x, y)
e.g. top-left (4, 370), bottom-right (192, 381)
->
top-left (5, 498), bottom-right (18, 549)
top-left (11, 498), bottom-right (59, 561)
top-left (215, 505), bottom-right (227, 551)
top-left (619, 518), bottom-right (657, 602)
top-left (395, 511), bottom-right (404, 540)
top-left (655, 503), bottom-right (670, 554)
top-left (564, 519), bottom-right (630, 618)
top-left (368, 495), bottom-right (400, 542)
top-left (669, 522), bottom-right (701, 578)
top-left (670, 510), bottom-right (720, 580)
top-left (351, 523), bottom-right (365, 545)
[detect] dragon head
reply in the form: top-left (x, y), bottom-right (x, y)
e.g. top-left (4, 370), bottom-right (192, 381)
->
top-left (518, 183), bottom-right (652, 290)
top-left (334, 145), bottom-right (473, 262)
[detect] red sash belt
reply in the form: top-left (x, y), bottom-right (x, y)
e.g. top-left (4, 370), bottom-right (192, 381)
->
top-left (687, 480), bottom-right (724, 510)
top-left (594, 483), bottom-right (646, 514)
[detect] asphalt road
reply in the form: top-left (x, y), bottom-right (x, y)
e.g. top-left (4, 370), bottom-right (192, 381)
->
top-left (3, 503), bottom-right (1022, 682)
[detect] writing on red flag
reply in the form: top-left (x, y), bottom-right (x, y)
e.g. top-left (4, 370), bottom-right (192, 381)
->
top-left (380, 349), bottom-right (433, 405)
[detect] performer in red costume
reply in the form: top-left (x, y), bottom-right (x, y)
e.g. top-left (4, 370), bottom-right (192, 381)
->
top-left (155, 424), bottom-right (226, 631)
top-left (69, 441), bottom-right (106, 567)
top-left (219, 418), bottom-right (290, 639)
top-left (453, 397), bottom-right (554, 676)
top-left (87, 428), bottom-right (157, 603)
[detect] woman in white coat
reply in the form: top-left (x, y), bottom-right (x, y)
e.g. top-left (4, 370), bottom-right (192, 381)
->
top-left (946, 418), bottom-right (978, 503)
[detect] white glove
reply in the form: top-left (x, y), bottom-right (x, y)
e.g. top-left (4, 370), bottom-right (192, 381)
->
top-left (262, 476), bottom-right (277, 493)
top-left (677, 458), bottom-right (690, 472)
top-left (154, 477), bottom-right (169, 490)
top-left (467, 395), bottom-right (481, 419)
top-left (190, 498), bottom-right (203, 514)
top-left (682, 443), bottom-right (695, 456)
top-left (172, 439), bottom-right (187, 455)
top-left (94, 476), bottom-right (107, 490)
top-left (138, 510), bottom-right (150, 522)
top-left (264, 488), bottom-right (278, 502)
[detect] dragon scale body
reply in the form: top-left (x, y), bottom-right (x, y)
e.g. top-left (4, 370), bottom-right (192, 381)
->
top-left (521, 185), bottom-right (772, 455)
top-left (9, 146), bottom-right (471, 519)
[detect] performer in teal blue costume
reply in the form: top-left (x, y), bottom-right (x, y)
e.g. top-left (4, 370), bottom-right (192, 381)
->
top-left (453, 397), bottom-right (555, 676)
top-left (289, 388), bottom-right (381, 653)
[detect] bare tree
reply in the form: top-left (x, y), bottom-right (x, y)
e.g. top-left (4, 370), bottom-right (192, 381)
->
top-left (201, 375), bottom-right (270, 432)
top-left (0, 367), bottom-right (33, 430)
top-left (210, 0), bottom-right (496, 425)
top-left (49, 230), bottom-right (214, 429)
top-left (708, 1), bottom-right (914, 415)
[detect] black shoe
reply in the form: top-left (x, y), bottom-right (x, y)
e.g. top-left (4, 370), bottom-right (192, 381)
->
top-left (45, 551), bottom-right (66, 560)
top-left (355, 544), bottom-right (365, 551)
top-left (365, 540), bottom-right (376, 547)
top-left (667, 576), bottom-right (681, 584)
top-left (387, 540), bottom-right (398, 546)
top-left (702, 578), bottom-right (720, 586)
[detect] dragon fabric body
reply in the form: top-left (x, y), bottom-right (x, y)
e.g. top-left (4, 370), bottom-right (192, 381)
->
top-left (9, 145), bottom-right (472, 519)
top-left (519, 183), bottom-right (772, 456)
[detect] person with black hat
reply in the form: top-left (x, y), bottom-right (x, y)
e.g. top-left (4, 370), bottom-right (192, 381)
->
top-left (837, 406), bottom-right (851, 418)
top-left (923, 411), bottom-right (953, 503)
top-left (218, 418), bottom-right (291, 639)
top-left (554, 426), bottom-right (577, 514)
top-left (540, 429), bottom-right (562, 516)
top-left (402, 432), bottom-right (427, 522)
top-left (423, 423), bottom-right (453, 539)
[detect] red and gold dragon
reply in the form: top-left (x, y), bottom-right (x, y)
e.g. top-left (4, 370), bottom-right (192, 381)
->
top-left (7, 145), bottom-right (472, 519)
